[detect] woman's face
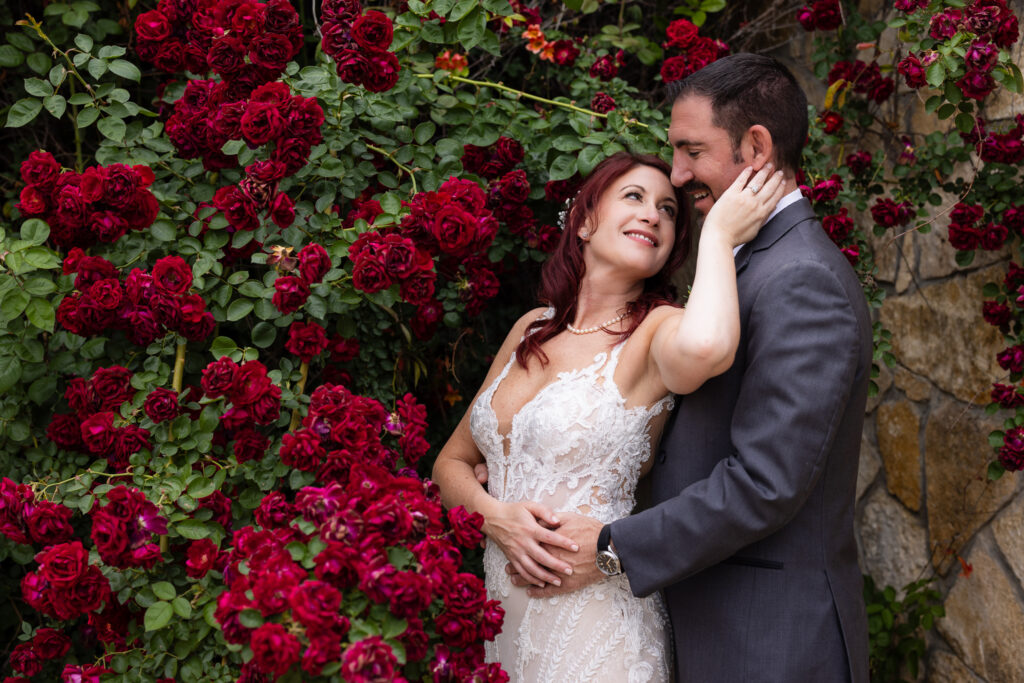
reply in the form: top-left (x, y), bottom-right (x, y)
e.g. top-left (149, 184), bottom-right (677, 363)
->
top-left (580, 165), bottom-right (679, 282)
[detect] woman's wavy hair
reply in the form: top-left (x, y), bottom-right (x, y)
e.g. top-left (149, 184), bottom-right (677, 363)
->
top-left (516, 152), bottom-right (691, 368)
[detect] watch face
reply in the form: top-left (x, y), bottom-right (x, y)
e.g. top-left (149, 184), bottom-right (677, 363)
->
top-left (597, 551), bottom-right (621, 576)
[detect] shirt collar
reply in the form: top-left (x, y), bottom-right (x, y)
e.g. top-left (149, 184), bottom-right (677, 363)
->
top-left (733, 188), bottom-right (804, 256)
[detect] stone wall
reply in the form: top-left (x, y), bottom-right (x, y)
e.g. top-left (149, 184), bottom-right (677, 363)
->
top-left (783, 4), bottom-right (1024, 680)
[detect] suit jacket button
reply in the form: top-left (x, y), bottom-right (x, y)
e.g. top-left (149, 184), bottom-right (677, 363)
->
top-left (657, 450), bottom-right (667, 464)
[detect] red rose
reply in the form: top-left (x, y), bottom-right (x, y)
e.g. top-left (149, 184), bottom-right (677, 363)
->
top-left (431, 205), bottom-right (478, 254)
top-left (981, 221), bottom-right (1009, 250)
top-left (90, 211), bottom-right (129, 243)
top-left (958, 69), bottom-right (996, 101)
top-left (871, 198), bottom-right (913, 228)
top-left (352, 253), bottom-right (392, 294)
top-left (185, 538), bottom-right (220, 578)
top-left (25, 500), bottom-right (75, 546)
top-left (589, 54), bottom-right (618, 81)
top-left (290, 580), bottom-right (343, 631)
top-left (819, 110), bottom-right (843, 134)
top-left (297, 242), bottom-right (332, 283)
top-left (254, 491), bottom-right (295, 528)
top-left (280, 429), bottom-right (326, 471)
top-left (91, 365), bottom-right (134, 411)
top-left (248, 32), bottom-right (295, 72)
top-left (36, 541), bottom-right (90, 590)
top-left (362, 49), bottom-right (401, 93)
top-left (272, 275), bottom-right (310, 314)
top-left (822, 208), bottom-right (854, 243)
top-left (399, 268), bottom-right (436, 306)
top-left (341, 636), bottom-right (397, 681)
top-left (151, 255), bottom-right (193, 296)
top-left (250, 623), bottom-right (302, 678)
top-left (135, 9), bottom-right (172, 41)
top-left (32, 627), bottom-right (71, 660)
top-left (207, 36), bottom-right (246, 77)
top-left (123, 189), bottom-right (160, 230)
top-left (228, 361), bottom-right (274, 406)
top-left (17, 186), bottom-right (49, 216)
top-left (241, 101), bottom-right (287, 146)
top-left (86, 278), bottom-right (122, 310)
top-left (286, 321), bottom-right (329, 362)
top-left (143, 387), bottom-right (180, 423)
top-left (590, 92), bottom-right (616, 113)
top-left (810, 174), bottom-right (843, 202)
top-left (845, 150), bottom-right (872, 176)
top-left (948, 222), bottom-right (982, 250)
top-left (984, 301), bottom-right (1012, 327)
top-left (665, 18), bottom-right (699, 48)
top-left (447, 506), bottom-right (485, 548)
top-left (213, 185), bottom-right (261, 232)
top-left (352, 10), bottom-right (394, 51)
top-left (660, 55), bottom-right (690, 83)
top-left (550, 39), bottom-right (579, 66)
top-left (202, 357), bottom-right (239, 398)
top-left (10, 642), bottom-right (42, 676)
top-left (46, 413), bottom-right (83, 450)
top-left (21, 150), bottom-right (61, 190)
top-left (233, 428), bottom-right (270, 463)
top-left (270, 192), bottom-right (295, 229)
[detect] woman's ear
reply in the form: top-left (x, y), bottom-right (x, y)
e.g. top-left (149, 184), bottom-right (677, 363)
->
top-left (743, 125), bottom-right (774, 171)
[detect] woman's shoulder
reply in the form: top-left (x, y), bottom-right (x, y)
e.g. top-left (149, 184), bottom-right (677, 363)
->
top-left (639, 303), bottom-right (683, 329)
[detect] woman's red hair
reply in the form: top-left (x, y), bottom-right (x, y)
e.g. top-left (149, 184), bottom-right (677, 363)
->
top-left (516, 152), bottom-right (691, 368)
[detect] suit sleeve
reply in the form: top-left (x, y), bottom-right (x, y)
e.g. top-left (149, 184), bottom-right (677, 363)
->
top-left (610, 259), bottom-right (864, 597)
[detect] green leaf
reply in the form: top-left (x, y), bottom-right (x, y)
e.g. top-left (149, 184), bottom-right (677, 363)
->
top-left (210, 336), bottom-right (238, 359)
top-left (151, 581), bottom-right (176, 601)
top-left (0, 290), bottom-right (30, 320)
top-left (577, 145), bottom-right (604, 176)
top-left (6, 98), bottom-right (42, 128)
top-left (23, 278), bottom-right (56, 296)
top-left (988, 460), bottom-right (1005, 481)
top-left (25, 298), bottom-right (55, 332)
top-left (44, 94), bottom-right (67, 119)
top-left (86, 56), bottom-right (107, 79)
top-left (0, 45), bottom-right (24, 68)
top-left (0, 356), bottom-right (23, 393)
top-left (23, 247), bottom-right (60, 269)
top-left (150, 219), bottom-right (177, 241)
top-left (24, 78), bottom-right (54, 97)
top-left (21, 218), bottom-right (50, 245)
top-left (549, 154), bottom-right (578, 182)
top-left (145, 601), bottom-right (174, 632)
top-left (457, 6), bottom-right (486, 51)
top-left (238, 609), bottom-right (263, 629)
top-left (28, 375), bottom-right (57, 405)
top-left (26, 52), bottom-right (51, 75)
top-left (414, 121), bottom-right (436, 145)
top-left (925, 61), bottom-right (945, 88)
top-left (175, 519), bottom-right (212, 540)
top-left (76, 107), bottom-right (99, 128)
top-left (955, 112), bottom-right (975, 133)
top-left (187, 476), bottom-right (217, 499)
top-left (97, 116), bottom-right (126, 141)
top-left (108, 58), bottom-right (141, 81)
top-left (252, 322), bottom-right (277, 348)
top-left (226, 299), bottom-right (254, 321)
top-left (172, 596), bottom-right (193, 619)
top-left (74, 33), bottom-right (94, 52)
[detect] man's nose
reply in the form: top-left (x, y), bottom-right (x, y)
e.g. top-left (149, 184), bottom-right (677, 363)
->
top-left (671, 158), bottom-right (691, 188)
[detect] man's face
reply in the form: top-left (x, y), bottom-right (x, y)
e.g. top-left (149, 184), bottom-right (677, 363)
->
top-left (668, 95), bottom-right (749, 215)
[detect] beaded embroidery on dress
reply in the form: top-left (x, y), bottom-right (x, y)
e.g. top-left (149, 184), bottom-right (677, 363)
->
top-left (469, 311), bottom-right (674, 683)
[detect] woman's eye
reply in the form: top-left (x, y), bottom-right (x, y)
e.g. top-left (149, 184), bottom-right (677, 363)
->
top-left (625, 191), bottom-right (642, 200)
top-left (660, 206), bottom-right (676, 218)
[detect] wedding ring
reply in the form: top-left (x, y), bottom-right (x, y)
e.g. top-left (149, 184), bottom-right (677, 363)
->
top-left (747, 184), bottom-right (762, 194)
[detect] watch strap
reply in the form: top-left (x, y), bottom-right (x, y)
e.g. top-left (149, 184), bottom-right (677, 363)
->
top-left (597, 524), bottom-right (612, 553)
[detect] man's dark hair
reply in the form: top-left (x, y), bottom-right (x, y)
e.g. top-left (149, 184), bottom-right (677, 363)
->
top-left (670, 53), bottom-right (808, 173)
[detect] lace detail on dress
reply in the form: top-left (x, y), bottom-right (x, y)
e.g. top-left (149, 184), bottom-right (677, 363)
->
top-left (469, 310), bottom-right (674, 682)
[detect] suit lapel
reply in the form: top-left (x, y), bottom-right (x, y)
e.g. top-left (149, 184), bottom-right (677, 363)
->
top-left (735, 198), bottom-right (818, 276)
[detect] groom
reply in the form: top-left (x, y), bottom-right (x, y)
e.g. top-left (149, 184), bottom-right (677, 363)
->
top-left (513, 53), bottom-right (871, 681)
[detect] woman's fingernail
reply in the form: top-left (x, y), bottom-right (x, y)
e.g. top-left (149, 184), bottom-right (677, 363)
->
top-left (571, 544), bottom-right (579, 552)
top-left (553, 578), bottom-right (561, 586)
top-left (565, 567), bottom-right (573, 575)
top-left (551, 516), bottom-right (559, 524)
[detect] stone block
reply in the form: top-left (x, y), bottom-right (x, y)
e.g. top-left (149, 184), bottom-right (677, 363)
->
top-left (937, 536), bottom-right (1024, 682)
top-left (859, 486), bottom-right (929, 592)
top-left (893, 366), bottom-right (932, 402)
top-left (992, 490), bottom-right (1024, 589)
top-left (924, 399), bottom-right (1016, 573)
top-left (927, 650), bottom-right (982, 683)
top-left (876, 401), bottom-right (922, 511)
top-left (857, 427), bottom-right (882, 502)
top-left (879, 265), bottom-right (1007, 405)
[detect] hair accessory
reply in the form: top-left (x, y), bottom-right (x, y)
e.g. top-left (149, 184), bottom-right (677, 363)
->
top-left (566, 311), bottom-right (628, 335)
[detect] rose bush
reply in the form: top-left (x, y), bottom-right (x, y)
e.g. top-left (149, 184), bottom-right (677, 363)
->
top-left (0, 0), bottom-right (1021, 681)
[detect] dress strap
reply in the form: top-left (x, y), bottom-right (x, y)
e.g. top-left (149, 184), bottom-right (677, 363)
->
top-left (598, 337), bottom-right (629, 381)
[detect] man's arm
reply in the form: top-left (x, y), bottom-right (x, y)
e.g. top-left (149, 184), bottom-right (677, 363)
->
top-left (610, 258), bottom-right (865, 597)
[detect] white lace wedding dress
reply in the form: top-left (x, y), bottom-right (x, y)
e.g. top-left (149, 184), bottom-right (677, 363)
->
top-left (469, 321), bottom-right (674, 683)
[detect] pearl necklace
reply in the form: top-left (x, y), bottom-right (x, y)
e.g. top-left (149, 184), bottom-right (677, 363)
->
top-left (566, 311), bottom-right (629, 335)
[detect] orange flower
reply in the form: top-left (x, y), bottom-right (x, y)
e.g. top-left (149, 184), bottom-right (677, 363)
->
top-left (522, 24), bottom-right (546, 53)
top-left (539, 41), bottom-right (555, 62)
top-left (435, 50), bottom-right (469, 74)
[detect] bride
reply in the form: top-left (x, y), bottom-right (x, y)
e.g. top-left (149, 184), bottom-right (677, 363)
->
top-left (433, 152), bottom-right (784, 681)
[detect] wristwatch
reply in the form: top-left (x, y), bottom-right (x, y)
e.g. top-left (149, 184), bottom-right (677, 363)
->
top-left (595, 525), bottom-right (622, 576)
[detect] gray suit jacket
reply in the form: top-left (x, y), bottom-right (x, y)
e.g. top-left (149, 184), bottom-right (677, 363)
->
top-left (611, 199), bottom-right (871, 682)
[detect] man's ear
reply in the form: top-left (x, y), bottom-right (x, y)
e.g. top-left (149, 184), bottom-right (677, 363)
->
top-left (742, 125), bottom-right (774, 171)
